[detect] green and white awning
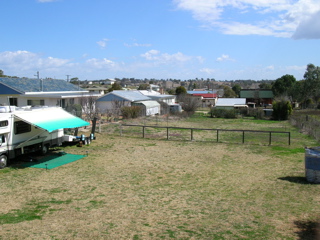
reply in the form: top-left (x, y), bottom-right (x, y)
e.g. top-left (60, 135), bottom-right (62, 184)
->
top-left (14, 107), bottom-right (89, 132)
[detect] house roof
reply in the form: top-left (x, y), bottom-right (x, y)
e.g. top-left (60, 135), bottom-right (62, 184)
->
top-left (0, 77), bottom-right (83, 94)
top-left (187, 90), bottom-right (214, 94)
top-left (240, 89), bottom-right (274, 98)
top-left (133, 101), bottom-right (160, 108)
top-left (192, 93), bottom-right (217, 98)
top-left (216, 98), bottom-right (246, 106)
top-left (139, 90), bottom-right (161, 96)
top-left (97, 90), bottom-right (151, 102)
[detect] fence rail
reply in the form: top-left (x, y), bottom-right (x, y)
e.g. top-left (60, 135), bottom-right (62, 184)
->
top-left (120, 124), bottom-right (291, 145)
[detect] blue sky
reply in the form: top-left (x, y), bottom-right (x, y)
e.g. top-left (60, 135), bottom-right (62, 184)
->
top-left (1, 0), bottom-right (320, 81)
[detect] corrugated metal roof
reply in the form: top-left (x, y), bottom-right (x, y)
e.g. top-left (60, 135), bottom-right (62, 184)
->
top-left (97, 90), bottom-right (151, 102)
top-left (133, 101), bottom-right (160, 108)
top-left (0, 78), bottom-right (83, 93)
top-left (216, 98), bottom-right (246, 106)
top-left (187, 90), bottom-right (214, 94)
top-left (192, 93), bottom-right (217, 98)
top-left (240, 89), bottom-right (273, 98)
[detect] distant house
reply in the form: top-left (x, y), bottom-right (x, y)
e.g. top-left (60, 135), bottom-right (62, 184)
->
top-left (215, 98), bottom-right (247, 110)
top-left (150, 84), bottom-right (160, 92)
top-left (0, 77), bottom-right (99, 108)
top-left (240, 89), bottom-right (274, 107)
top-left (96, 90), bottom-right (160, 116)
top-left (139, 90), bottom-right (176, 105)
top-left (191, 93), bottom-right (218, 108)
top-left (86, 87), bottom-right (109, 96)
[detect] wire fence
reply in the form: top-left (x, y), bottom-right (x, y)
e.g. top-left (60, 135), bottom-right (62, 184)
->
top-left (117, 124), bottom-right (291, 145)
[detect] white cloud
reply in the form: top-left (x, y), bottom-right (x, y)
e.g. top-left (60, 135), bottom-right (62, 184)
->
top-left (200, 68), bottom-right (215, 74)
top-left (266, 65), bottom-right (275, 70)
top-left (216, 54), bottom-right (234, 62)
top-left (174, 0), bottom-right (320, 39)
top-left (97, 39), bottom-right (109, 48)
top-left (85, 58), bottom-right (117, 69)
top-left (292, 11), bottom-right (320, 39)
top-left (140, 50), bottom-right (192, 63)
top-left (37, 0), bottom-right (58, 2)
top-left (0, 51), bottom-right (71, 70)
top-left (124, 42), bottom-right (152, 47)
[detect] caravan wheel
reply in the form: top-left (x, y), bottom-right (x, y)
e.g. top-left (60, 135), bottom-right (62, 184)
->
top-left (41, 144), bottom-right (49, 155)
top-left (0, 155), bottom-right (7, 169)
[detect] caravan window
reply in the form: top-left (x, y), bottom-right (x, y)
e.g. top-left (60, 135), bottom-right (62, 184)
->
top-left (0, 135), bottom-right (5, 145)
top-left (14, 121), bottom-right (31, 134)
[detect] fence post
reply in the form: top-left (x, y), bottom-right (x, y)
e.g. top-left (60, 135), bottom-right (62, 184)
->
top-left (217, 130), bottom-right (219, 142)
top-left (120, 124), bottom-right (122, 136)
top-left (269, 132), bottom-right (272, 145)
top-left (288, 132), bottom-right (291, 145)
top-left (191, 129), bottom-right (193, 141)
top-left (143, 126), bottom-right (145, 138)
top-left (167, 127), bottom-right (169, 140)
top-left (242, 131), bottom-right (245, 144)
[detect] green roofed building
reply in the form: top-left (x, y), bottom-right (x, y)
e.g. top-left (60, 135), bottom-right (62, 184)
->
top-left (240, 89), bottom-right (274, 107)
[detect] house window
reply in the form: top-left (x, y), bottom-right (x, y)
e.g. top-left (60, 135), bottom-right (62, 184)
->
top-left (14, 121), bottom-right (31, 134)
top-left (69, 98), bottom-right (75, 105)
top-left (27, 100), bottom-right (45, 106)
top-left (9, 98), bottom-right (18, 106)
top-left (0, 121), bottom-right (8, 127)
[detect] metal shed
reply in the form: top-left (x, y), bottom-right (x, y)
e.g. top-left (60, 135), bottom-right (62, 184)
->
top-left (132, 101), bottom-right (160, 116)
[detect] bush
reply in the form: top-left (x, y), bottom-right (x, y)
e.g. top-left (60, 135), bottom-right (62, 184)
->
top-left (209, 108), bottom-right (237, 118)
top-left (272, 100), bottom-right (292, 120)
top-left (121, 106), bottom-right (142, 119)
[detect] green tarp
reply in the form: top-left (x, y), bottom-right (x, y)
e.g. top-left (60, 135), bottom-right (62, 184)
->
top-left (22, 153), bottom-right (86, 169)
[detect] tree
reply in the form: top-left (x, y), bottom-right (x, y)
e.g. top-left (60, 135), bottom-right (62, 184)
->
top-left (79, 94), bottom-right (99, 121)
top-left (272, 98), bottom-right (292, 120)
top-left (138, 83), bottom-right (149, 90)
top-left (177, 94), bottom-right (200, 115)
top-left (70, 77), bottom-right (79, 83)
top-left (259, 82), bottom-right (272, 89)
top-left (303, 63), bottom-right (320, 103)
top-left (175, 86), bottom-right (187, 95)
top-left (222, 86), bottom-right (236, 98)
top-left (272, 74), bottom-right (296, 98)
top-left (232, 84), bottom-right (241, 97)
top-left (108, 82), bottom-right (122, 92)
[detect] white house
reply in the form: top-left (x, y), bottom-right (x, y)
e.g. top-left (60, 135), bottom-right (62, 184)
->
top-left (0, 77), bottom-right (100, 108)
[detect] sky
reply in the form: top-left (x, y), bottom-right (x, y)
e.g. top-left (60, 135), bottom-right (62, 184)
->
top-left (1, 0), bottom-right (320, 81)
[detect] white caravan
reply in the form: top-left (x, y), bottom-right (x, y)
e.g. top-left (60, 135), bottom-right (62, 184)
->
top-left (0, 106), bottom-right (90, 168)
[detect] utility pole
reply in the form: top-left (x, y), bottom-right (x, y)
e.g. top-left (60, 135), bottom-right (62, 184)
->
top-left (35, 71), bottom-right (39, 79)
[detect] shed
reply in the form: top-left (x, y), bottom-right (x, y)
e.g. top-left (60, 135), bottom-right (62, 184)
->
top-left (132, 101), bottom-right (160, 116)
top-left (215, 98), bottom-right (247, 109)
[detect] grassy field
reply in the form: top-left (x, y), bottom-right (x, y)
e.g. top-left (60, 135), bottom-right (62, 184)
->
top-left (0, 116), bottom-right (320, 239)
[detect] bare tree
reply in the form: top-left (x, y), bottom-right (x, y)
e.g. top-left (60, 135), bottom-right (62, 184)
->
top-left (177, 94), bottom-right (200, 115)
top-left (79, 94), bottom-right (99, 121)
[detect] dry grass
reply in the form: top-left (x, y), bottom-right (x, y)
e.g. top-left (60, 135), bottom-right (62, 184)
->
top-left (0, 117), bottom-right (320, 239)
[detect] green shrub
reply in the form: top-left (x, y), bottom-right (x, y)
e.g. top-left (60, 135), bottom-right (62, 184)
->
top-left (272, 100), bottom-right (292, 120)
top-left (121, 106), bottom-right (142, 119)
top-left (209, 108), bottom-right (237, 119)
